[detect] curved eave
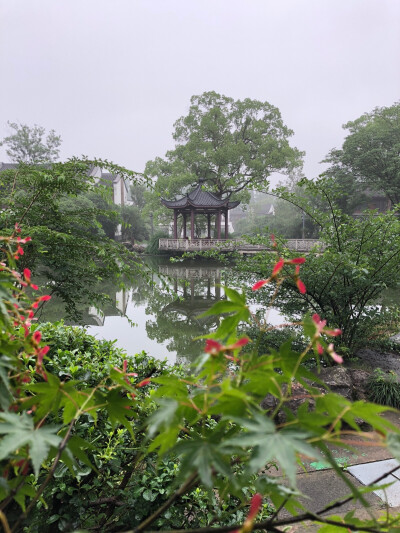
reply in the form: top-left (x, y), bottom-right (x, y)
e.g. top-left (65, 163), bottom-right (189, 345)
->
top-left (161, 198), bottom-right (240, 210)
top-left (161, 197), bottom-right (188, 208)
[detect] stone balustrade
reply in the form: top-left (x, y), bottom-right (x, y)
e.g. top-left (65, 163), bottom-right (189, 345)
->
top-left (158, 238), bottom-right (324, 253)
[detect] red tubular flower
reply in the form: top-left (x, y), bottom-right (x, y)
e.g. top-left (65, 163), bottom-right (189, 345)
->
top-left (229, 337), bottom-right (249, 349)
top-left (33, 330), bottom-right (42, 344)
top-left (296, 278), bottom-right (306, 294)
top-left (136, 378), bottom-right (151, 388)
top-left (247, 493), bottom-right (262, 521)
top-left (327, 343), bottom-right (343, 364)
top-left (23, 268), bottom-right (31, 281)
top-left (37, 345), bottom-right (50, 365)
top-left (205, 339), bottom-right (224, 355)
top-left (326, 328), bottom-right (342, 337)
top-left (17, 246), bottom-right (24, 256)
top-left (270, 234), bottom-right (277, 247)
top-left (231, 493), bottom-right (263, 533)
top-left (271, 258), bottom-right (285, 277)
top-left (17, 236), bottom-right (31, 243)
top-left (287, 257), bottom-right (306, 265)
top-left (39, 295), bottom-right (51, 302)
top-left (205, 337), bottom-right (249, 358)
top-left (252, 279), bottom-right (269, 291)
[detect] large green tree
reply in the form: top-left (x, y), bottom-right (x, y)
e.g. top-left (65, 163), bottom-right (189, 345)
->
top-left (243, 176), bottom-right (400, 352)
top-left (0, 122), bottom-right (62, 164)
top-left (145, 91), bottom-right (303, 220)
top-left (324, 102), bottom-right (400, 208)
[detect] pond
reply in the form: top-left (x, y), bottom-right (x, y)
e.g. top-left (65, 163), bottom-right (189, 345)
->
top-left (38, 256), bottom-right (282, 364)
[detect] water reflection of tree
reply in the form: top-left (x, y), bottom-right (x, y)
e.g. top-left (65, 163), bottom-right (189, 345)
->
top-left (144, 262), bottom-right (226, 362)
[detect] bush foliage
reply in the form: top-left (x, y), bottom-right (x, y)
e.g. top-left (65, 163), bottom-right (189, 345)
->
top-left (2, 229), bottom-right (400, 533)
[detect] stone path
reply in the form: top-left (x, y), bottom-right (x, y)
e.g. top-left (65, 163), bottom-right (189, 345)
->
top-left (275, 411), bottom-right (400, 532)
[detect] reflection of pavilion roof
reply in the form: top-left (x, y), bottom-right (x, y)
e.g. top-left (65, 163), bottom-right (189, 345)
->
top-left (161, 181), bottom-right (240, 212)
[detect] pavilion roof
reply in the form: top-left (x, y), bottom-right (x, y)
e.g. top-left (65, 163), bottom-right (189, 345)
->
top-left (161, 180), bottom-right (240, 211)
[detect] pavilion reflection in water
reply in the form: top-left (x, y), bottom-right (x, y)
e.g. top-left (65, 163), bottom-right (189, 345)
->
top-left (157, 263), bottom-right (226, 363)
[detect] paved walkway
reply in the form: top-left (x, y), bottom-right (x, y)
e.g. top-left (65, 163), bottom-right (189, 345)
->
top-left (274, 411), bottom-right (400, 531)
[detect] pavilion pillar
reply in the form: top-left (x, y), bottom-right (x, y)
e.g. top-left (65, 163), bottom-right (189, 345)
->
top-left (217, 210), bottom-right (221, 239)
top-left (173, 210), bottom-right (178, 239)
top-left (207, 214), bottom-right (211, 239)
top-left (190, 279), bottom-right (195, 302)
top-left (224, 209), bottom-right (228, 239)
top-left (215, 283), bottom-right (221, 299)
top-left (183, 214), bottom-right (187, 238)
top-left (191, 209), bottom-right (195, 239)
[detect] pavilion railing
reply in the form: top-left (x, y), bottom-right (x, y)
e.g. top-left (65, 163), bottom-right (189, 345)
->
top-left (158, 238), bottom-right (324, 252)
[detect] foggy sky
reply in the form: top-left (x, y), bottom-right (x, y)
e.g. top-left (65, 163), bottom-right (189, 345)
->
top-left (1, 0), bottom-right (399, 183)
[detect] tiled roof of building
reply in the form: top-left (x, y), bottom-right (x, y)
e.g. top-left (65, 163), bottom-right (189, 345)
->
top-left (0, 162), bottom-right (18, 171)
top-left (161, 180), bottom-right (240, 210)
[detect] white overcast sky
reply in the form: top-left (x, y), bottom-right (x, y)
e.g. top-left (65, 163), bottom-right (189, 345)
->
top-left (0, 0), bottom-right (399, 182)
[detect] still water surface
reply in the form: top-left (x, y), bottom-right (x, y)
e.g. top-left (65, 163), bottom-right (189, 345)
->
top-left (41, 257), bottom-right (281, 364)
top-left (86, 259), bottom-right (228, 363)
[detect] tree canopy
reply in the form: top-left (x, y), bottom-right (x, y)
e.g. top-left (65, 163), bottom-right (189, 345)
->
top-left (324, 102), bottom-right (400, 208)
top-left (145, 91), bottom-right (303, 219)
top-left (0, 121), bottom-right (62, 164)
top-left (0, 158), bottom-right (146, 319)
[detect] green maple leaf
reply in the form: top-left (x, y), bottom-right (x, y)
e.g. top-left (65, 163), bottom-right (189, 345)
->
top-left (222, 412), bottom-right (320, 485)
top-left (174, 439), bottom-right (232, 488)
top-left (0, 412), bottom-right (61, 477)
top-left (105, 389), bottom-right (136, 436)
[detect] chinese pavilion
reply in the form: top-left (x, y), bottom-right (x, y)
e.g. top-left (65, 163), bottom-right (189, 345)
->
top-left (161, 179), bottom-right (240, 240)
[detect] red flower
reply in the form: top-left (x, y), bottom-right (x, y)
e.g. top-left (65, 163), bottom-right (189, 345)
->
top-left (271, 258), bottom-right (284, 277)
top-left (252, 279), bottom-right (269, 291)
top-left (310, 315), bottom-right (343, 364)
top-left (296, 278), bottom-right (306, 294)
top-left (23, 268), bottom-right (31, 281)
top-left (136, 378), bottom-right (151, 388)
top-left (247, 493), bottom-right (262, 521)
top-left (205, 339), bottom-right (224, 355)
top-left (33, 330), bottom-right (42, 344)
top-left (37, 345), bottom-right (50, 364)
top-left (294, 265), bottom-right (306, 294)
top-left (325, 328), bottom-right (342, 337)
top-left (327, 343), bottom-right (343, 364)
top-left (231, 493), bottom-right (262, 533)
top-left (39, 295), bottom-right (51, 302)
top-left (230, 337), bottom-right (250, 349)
top-left (287, 257), bottom-right (306, 265)
top-left (205, 337), bottom-right (249, 356)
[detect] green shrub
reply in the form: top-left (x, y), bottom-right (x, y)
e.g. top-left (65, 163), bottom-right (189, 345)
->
top-left (146, 230), bottom-right (170, 255)
top-left (367, 368), bottom-right (400, 408)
